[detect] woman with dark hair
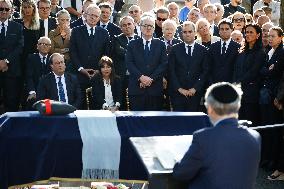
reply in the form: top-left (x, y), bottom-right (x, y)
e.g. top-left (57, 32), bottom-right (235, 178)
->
top-left (91, 56), bottom-right (122, 111)
top-left (233, 24), bottom-right (266, 126)
top-left (260, 27), bottom-right (284, 125)
top-left (261, 27), bottom-right (284, 179)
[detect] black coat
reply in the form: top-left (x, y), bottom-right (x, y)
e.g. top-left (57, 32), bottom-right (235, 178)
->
top-left (233, 48), bottom-right (266, 103)
top-left (26, 53), bottom-right (51, 93)
top-left (209, 40), bottom-right (240, 84)
top-left (91, 74), bottom-right (122, 110)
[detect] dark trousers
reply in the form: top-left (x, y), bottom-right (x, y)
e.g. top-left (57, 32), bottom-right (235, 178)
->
top-left (171, 94), bottom-right (201, 112)
top-left (0, 74), bottom-right (21, 112)
top-left (239, 102), bottom-right (260, 127)
top-left (129, 95), bottom-right (163, 111)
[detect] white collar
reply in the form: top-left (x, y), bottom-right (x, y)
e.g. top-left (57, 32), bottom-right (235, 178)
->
top-left (53, 72), bottom-right (65, 79)
top-left (39, 53), bottom-right (48, 59)
top-left (221, 38), bottom-right (231, 46)
top-left (100, 21), bottom-right (109, 27)
top-left (0, 19), bottom-right (8, 27)
top-left (142, 37), bottom-right (152, 45)
top-left (184, 41), bottom-right (195, 47)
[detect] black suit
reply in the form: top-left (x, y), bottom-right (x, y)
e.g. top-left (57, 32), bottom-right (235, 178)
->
top-left (25, 53), bottom-right (51, 93)
top-left (209, 40), bottom-right (240, 84)
top-left (40, 17), bottom-right (57, 36)
top-left (70, 25), bottom-right (110, 108)
top-left (126, 38), bottom-right (168, 110)
top-left (111, 33), bottom-right (139, 110)
top-left (70, 25), bottom-right (110, 85)
top-left (97, 22), bottom-right (122, 42)
top-left (37, 72), bottom-right (82, 108)
top-left (70, 17), bottom-right (84, 28)
top-left (169, 42), bottom-right (209, 111)
top-left (91, 74), bottom-right (122, 110)
top-left (0, 20), bottom-right (24, 112)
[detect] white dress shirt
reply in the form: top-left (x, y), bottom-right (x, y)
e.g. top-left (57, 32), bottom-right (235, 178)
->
top-left (103, 79), bottom-right (114, 108)
top-left (184, 42), bottom-right (195, 56)
top-left (62, 0), bottom-right (82, 13)
top-left (0, 20), bottom-right (8, 36)
top-left (220, 38), bottom-right (231, 54)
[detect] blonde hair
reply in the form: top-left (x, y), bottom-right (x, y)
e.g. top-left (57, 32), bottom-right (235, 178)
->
top-left (20, 0), bottom-right (40, 30)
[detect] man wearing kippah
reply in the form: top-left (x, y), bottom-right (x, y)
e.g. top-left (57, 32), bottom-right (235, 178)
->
top-left (173, 82), bottom-right (261, 189)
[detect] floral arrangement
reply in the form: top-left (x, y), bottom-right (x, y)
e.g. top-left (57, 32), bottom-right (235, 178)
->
top-left (91, 182), bottom-right (129, 189)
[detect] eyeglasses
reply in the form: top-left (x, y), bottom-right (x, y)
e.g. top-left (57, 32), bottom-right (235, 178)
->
top-left (38, 43), bottom-right (51, 47)
top-left (157, 17), bottom-right (167, 21)
top-left (121, 22), bottom-right (133, 27)
top-left (233, 18), bottom-right (245, 22)
top-left (141, 24), bottom-right (154, 29)
top-left (129, 10), bottom-right (139, 14)
top-left (0, 7), bottom-right (10, 12)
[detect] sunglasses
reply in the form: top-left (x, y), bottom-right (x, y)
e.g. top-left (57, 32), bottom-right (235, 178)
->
top-left (0, 7), bottom-right (10, 12)
top-left (157, 17), bottom-right (167, 21)
top-left (129, 10), bottom-right (139, 14)
top-left (233, 18), bottom-right (245, 22)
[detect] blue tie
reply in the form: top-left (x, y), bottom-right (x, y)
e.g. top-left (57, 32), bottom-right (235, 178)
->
top-left (58, 76), bottom-right (66, 102)
top-left (145, 41), bottom-right (150, 56)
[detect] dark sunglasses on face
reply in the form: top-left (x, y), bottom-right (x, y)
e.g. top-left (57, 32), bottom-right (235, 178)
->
top-left (0, 7), bottom-right (10, 12)
top-left (233, 18), bottom-right (245, 22)
top-left (157, 17), bottom-right (167, 21)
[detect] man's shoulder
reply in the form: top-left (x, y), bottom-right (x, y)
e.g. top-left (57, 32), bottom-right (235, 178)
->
top-left (8, 20), bottom-right (23, 29)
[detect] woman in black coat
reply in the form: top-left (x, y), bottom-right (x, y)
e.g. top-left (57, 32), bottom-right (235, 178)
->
top-left (233, 24), bottom-right (266, 126)
top-left (91, 56), bottom-right (122, 111)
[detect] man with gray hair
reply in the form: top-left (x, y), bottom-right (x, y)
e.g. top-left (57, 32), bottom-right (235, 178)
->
top-left (125, 15), bottom-right (167, 110)
top-left (173, 82), bottom-right (261, 189)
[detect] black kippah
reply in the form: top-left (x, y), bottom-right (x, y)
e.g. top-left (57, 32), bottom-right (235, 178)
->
top-left (211, 84), bottom-right (238, 103)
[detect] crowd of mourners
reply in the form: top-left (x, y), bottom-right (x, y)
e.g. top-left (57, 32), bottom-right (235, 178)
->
top-left (0, 0), bottom-right (283, 180)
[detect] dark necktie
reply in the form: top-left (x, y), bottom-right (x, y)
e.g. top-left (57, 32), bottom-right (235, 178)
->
top-left (145, 41), bottom-right (150, 56)
top-left (128, 36), bottom-right (133, 43)
top-left (166, 40), bottom-right (172, 54)
top-left (41, 56), bottom-right (46, 74)
top-left (57, 76), bottom-right (66, 102)
top-left (134, 26), bottom-right (138, 34)
top-left (222, 42), bottom-right (226, 55)
top-left (101, 24), bottom-right (106, 29)
top-left (90, 27), bottom-right (95, 35)
top-left (187, 45), bottom-right (191, 56)
top-left (0, 23), bottom-right (5, 40)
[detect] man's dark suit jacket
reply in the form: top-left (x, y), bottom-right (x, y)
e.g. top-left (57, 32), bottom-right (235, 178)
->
top-left (70, 25), bottom-right (110, 85)
top-left (70, 17), bottom-right (84, 28)
top-left (37, 72), bottom-right (82, 108)
top-left (209, 40), bottom-right (240, 84)
top-left (90, 74), bottom-right (122, 109)
top-left (25, 53), bottom-right (51, 93)
top-left (97, 22), bottom-right (122, 41)
top-left (111, 33), bottom-right (139, 78)
top-left (125, 38), bottom-right (168, 96)
top-left (169, 42), bottom-right (209, 95)
top-left (40, 17), bottom-right (57, 36)
top-left (159, 37), bottom-right (182, 55)
top-left (0, 20), bottom-right (23, 77)
top-left (173, 118), bottom-right (261, 189)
